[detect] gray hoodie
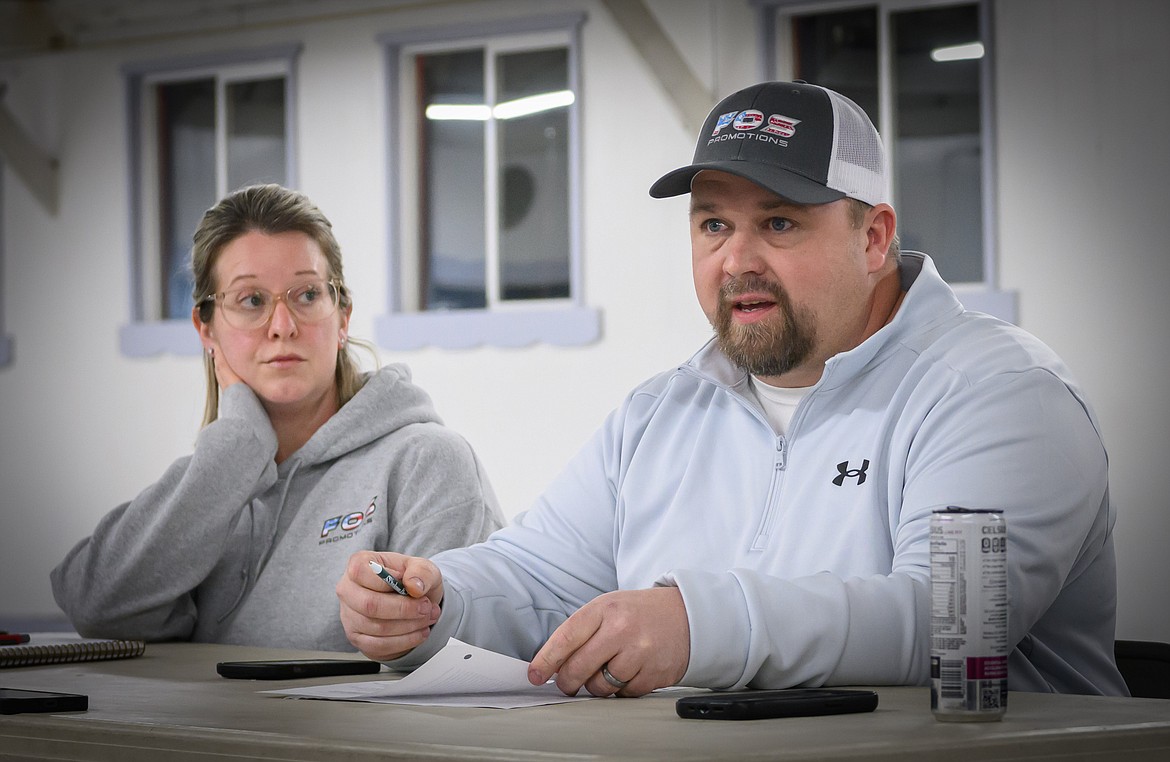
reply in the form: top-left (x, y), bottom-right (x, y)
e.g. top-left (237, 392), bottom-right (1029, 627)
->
top-left (51, 364), bottom-right (502, 651)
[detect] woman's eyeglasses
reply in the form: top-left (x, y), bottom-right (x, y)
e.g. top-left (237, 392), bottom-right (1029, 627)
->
top-left (200, 279), bottom-right (342, 330)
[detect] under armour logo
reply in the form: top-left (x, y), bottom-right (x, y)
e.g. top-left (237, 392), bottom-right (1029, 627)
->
top-left (833, 459), bottom-right (870, 486)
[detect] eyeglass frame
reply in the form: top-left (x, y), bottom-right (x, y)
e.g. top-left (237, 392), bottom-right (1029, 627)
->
top-left (198, 278), bottom-right (346, 330)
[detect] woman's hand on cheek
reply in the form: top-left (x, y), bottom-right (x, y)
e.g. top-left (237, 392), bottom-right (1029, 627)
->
top-left (209, 342), bottom-right (244, 391)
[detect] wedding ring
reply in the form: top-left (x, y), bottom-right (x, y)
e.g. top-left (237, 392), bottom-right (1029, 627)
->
top-left (601, 662), bottom-right (630, 690)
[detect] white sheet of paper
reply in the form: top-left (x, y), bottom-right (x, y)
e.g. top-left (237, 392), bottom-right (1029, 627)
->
top-left (266, 637), bottom-right (593, 709)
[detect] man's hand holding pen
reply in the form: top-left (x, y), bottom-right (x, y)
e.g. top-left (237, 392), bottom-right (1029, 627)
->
top-left (336, 551), bottom-right (444, 662)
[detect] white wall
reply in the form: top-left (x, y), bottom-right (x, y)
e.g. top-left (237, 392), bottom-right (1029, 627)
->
top-left (0, 0), bottom-right (1166, 644)
top-left (994, 0), bottom-right (1170, 641)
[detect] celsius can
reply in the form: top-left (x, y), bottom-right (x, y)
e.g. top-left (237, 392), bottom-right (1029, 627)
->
top-left (930, 507), bottom-right (1008, 721)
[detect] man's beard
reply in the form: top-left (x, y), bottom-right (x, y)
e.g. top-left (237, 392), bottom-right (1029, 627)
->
top-left (714, 275), bottom-right (816, 377)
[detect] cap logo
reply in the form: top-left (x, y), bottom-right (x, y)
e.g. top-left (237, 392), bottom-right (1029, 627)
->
top-left (711, 110), bottom-right (738, 135)
top-left (732, 110), bottom-right (764, 130)
top-left (708, 109), bottom-right (802, 148)
top-left (761, 114), bottom-right (801, 138)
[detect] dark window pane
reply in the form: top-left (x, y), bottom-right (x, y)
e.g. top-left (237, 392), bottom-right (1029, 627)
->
top-left (893, 4), bottom-right (983, 282)
top-left (227, 77), bottom-right (287, 191)
top-left (157, 79), bottom-right (215, 319)
top-left (419, 50), bottom-right (486, 310)
top-left (792, 8), bottom-right (879, 131)
top-left (497, 48), bottom-right (570, 301)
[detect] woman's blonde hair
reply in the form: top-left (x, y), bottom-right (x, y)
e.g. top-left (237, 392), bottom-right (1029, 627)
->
top-left (191, 184), bottom-right (371, 427)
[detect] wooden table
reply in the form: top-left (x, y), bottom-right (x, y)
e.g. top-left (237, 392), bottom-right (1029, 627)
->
top-left (1, 641), bottom-right (1168, 761)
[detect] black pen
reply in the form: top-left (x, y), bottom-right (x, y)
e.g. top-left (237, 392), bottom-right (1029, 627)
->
top-left (368, 560), bottom-right (409, 596)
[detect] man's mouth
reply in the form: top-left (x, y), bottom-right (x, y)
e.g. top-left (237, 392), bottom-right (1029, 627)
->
top-left (719, 278), bottom-right (785, 326)
top-left (735, 299), bottom-right (775, 313)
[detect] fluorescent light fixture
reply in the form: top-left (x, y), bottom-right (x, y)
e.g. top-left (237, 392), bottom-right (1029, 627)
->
top-left (493, 90), bottom-right (575, 119)
top-left (425, 90), bottom-right (575, 121)
top-left (930, 42), bottom-right (984, 62)
top-left (425, 103), bottom-right (491, 121)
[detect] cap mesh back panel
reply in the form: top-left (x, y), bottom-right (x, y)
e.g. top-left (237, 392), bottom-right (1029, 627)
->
top-left (824, 89), bottom-right (889, 206)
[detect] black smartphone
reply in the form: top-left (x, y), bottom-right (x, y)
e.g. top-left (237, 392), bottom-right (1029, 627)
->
top-left (0, 688), bottom-right (89, 715)
top-left (216, 659), bottom-right (382, 680)
top-left (676, 688), bottom-right (878, 720)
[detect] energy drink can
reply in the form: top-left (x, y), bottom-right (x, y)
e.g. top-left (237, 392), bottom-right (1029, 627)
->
top-left (930, 507), bottom-right (1008, 721)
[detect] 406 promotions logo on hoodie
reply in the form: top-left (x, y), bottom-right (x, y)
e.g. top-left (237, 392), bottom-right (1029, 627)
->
top-left (319, 498), bottom-right (378, 544)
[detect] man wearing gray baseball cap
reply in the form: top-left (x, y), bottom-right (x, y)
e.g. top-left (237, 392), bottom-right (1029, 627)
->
top-left (337, 81), bottom-right (1128, 700)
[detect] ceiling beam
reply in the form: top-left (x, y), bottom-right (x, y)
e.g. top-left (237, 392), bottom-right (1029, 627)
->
top-left (0, 92), bottom-right (58, 215)
top-left (599, 0), bottom-right (712, 133)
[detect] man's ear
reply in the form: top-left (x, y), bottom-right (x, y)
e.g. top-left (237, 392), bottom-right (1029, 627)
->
top-left (864, 203), bottom-right (897, 272)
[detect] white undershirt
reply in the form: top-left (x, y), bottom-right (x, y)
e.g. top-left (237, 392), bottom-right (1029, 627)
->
top-left (749, 376), bottom-right (814, 436)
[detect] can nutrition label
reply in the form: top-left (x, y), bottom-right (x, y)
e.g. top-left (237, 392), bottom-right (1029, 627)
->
top-left (930, 507), bottom-right (1008, 721)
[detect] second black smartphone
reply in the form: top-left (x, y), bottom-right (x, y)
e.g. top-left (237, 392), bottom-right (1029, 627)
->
top-left (0, 688), bottom-right (89, 715)
top-left (676, 688), bottom-right (878, 720)
top-left (216, 659), bottom-right (382, 680)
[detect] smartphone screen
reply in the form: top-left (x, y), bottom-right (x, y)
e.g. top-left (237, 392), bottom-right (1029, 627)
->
top-left (0, 688), bottom-right (89, 715)
top-left (216, 659), bottom-right (382, 680)
top-left (676, 688), bottom-right (878, 720)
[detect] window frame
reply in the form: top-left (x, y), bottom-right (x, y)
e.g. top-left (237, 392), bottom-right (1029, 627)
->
top-left (119, 43), bottom-right (301, 357)
top-left (376, 13), bottom-right (600, 350)
top-left (753, 0), bottom-right (1016, 322)
top-left (0, 166), bottom-right (11, 367)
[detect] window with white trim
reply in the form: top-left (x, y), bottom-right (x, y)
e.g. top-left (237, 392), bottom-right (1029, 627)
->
top-left (120, 45), bottom-right (298, 356)
top-left (758, 0), bottom-right (1015, 321)
top-left (377, 14), bottom-right (599, 350)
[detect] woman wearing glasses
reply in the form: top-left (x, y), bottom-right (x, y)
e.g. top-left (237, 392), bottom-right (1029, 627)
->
top-left (51, 184), bottom-right (503, 651)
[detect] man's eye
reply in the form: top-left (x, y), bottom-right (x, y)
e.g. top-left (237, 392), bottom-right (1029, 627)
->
top-left (768, 217), bottom-right (793, 232)
top-left (702, 219), bottom-right (726, 233)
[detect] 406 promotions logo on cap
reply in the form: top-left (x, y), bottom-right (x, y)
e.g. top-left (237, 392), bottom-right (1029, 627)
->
top-left (711, 109), bottom-right (802, 143)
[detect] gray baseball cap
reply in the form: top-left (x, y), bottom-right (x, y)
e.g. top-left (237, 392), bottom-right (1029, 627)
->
top-left (649, 80), bottom-right (890, 207)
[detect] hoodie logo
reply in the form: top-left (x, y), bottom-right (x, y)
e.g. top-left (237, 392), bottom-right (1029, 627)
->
top-left (832, 460), bottom-right (870, 487)
top-left (320, 498), bottom-right (378, 544)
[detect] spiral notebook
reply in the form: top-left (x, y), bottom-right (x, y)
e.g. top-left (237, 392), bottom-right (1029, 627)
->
top-left (0, 632), bottom-right (146, 668)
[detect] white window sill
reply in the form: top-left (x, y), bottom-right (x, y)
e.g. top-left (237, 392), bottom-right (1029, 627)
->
top-left (119, 307), bottom-right (603, 356)
top-left (119, 321), bottom-right (201, 357)
top-left (376, 306), bottom-right (601, 350)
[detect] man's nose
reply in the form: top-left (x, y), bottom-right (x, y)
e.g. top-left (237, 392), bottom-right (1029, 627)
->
top-left (721, 231), bottom-right (767, 277)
